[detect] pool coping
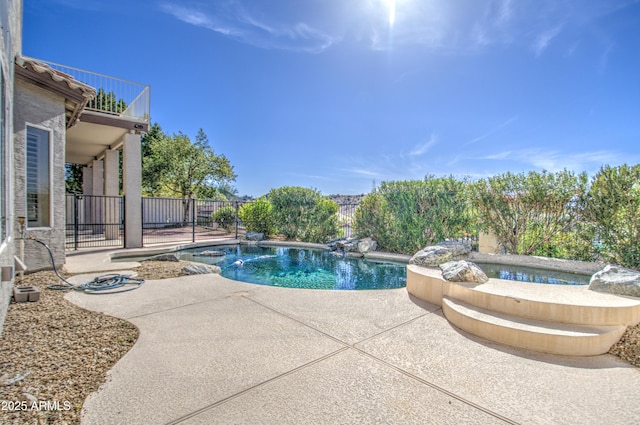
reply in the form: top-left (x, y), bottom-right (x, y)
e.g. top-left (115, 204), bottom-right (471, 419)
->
top-left (109, 239), bottom-right (413, 265)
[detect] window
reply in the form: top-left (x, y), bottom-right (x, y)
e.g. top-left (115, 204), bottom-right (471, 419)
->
top-left (26, 126), bottom-right (51, 228)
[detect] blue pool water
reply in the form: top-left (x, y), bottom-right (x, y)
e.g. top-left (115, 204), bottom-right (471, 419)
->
top-left (177, 245), bottom-right (407, 290)
top-left (477, 263), bottom-right (590, 285)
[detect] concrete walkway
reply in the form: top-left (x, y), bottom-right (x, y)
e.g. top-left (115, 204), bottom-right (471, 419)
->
top-left (64, 254), bottom-right (640, 424)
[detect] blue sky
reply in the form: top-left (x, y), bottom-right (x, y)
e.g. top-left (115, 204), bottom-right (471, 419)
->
top-left (24, 0), bottom-right (640, 197)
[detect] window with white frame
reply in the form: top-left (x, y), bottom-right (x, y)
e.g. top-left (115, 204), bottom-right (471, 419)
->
top-left (26, 126), bottom-right (51, 228)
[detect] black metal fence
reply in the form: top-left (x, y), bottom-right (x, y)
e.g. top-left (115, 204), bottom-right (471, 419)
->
top-left (338, 204), bottom-right (357, 238)
top-left (64, 195), bottom-right (477, 250)
top-left (65, 194), bottom-right (124, 249)
top-left (141, 198), bottom-right (247, 245)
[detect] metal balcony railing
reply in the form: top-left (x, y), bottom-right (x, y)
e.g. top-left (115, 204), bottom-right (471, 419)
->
top-left (33, 58), bottom-right (150, 123)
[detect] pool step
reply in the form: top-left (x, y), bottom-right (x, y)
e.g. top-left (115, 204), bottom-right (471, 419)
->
top-left (445, 279), bottom-right (640, 327)
top-left (442, 297), bottom-right (626, 356)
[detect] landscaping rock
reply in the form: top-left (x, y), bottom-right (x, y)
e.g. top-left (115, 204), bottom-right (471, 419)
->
top-left (439, 260), bottom-right (489, 284)
top-left (327, 238), bottom-right (360, 252)
top-left (358, 237), bottom-right (378, 253)
top-left (245, 232), bottom-right (265, 241)
top-left (182, 264), bottom-right (221, 275)
top-left (144, 253), bottom-right (180, 262)
top-left (409, 241), bottom-right (471, 267)
top-left (198, 250), bottom-right (225, 257)
top-left (589, 265), bottom-right (640, 298)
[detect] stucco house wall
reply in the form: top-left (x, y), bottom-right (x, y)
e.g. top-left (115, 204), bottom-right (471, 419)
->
top-left (0, 0), bottom-right (22, 335)
top-left (13, 78), bottom-right (66, 271)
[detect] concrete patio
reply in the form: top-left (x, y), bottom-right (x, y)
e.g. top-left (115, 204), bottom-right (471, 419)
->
top-left (64, 252), bottom-right (640, 425)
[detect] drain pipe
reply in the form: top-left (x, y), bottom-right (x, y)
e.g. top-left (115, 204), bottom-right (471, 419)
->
top-left (17, 216), bottom-right (26, 280)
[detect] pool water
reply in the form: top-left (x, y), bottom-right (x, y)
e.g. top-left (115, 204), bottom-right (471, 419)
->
top-left (177, 245), bottom-right (407, 290)
top-left (477, 263), bottom-right (590, 285)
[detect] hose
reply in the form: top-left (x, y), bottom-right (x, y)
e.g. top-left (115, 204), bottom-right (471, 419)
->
top-left (29, 237), bottom-right (144, 294)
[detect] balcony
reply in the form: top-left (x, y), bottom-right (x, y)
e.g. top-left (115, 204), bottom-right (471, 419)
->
top-left (36, 58), bottom-right (150, 124)
top-left (22, 57), bottom-right (151, 165)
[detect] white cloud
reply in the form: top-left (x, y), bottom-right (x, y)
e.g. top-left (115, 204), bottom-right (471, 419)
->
top-left (161, 4), bottom-right (240, 36)
top-left (409, 134), bottom-right (437, 156)
top-left (464, 116), bottom-right (518, 146)
top-left (158, 0), bottom-right (639, 56)
top-left (475, 148), bottom-right (633, 174)
top-left (533, 25), bottom-right (563, 57)
top-left (159, 2), bottom-right (338, 53)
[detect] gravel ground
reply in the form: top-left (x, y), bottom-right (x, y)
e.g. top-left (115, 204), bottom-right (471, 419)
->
top-left (1, 260), bottom-right (639, 424)
top-left (0, 261), bottom-right (186, 425)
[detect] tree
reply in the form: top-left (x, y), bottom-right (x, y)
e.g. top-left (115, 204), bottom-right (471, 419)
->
top-left (470, 169), bottom-right (588, 256)
top-left (584, 164), bottom-right (640, 269)
top-left (143, 128), bottom-right (236, 223)
top-left (87, 88), bottom-right (127, 114)
top-left (140, 123), bottom-right (167, 195)
top-left (65, 163), bottom-right (83, 194)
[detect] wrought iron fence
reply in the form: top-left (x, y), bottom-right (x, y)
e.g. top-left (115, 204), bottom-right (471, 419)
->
top-left (65, 194), bottom-right (124, 249)
top-left (142, 197), bottom-right (247, 245)
top-left (338, 204), bottom-right (358, 238)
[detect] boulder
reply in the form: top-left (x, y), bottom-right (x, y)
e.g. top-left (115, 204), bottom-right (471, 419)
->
top-left (589, 265), bottom-right (640, 298)
top-left (409, 241), bottom-right (471, 267)
top-left (337, 238), bottom-right (359, 252)
top-left (182, 264), bottom-right (221, 275)
top-left (439, 260), bottom-right (489, 284)
top-left (357, 238), bottom-right (378, 253)
top-left (198, 250), bottom-right (225, 257)
top-left (245, 232), bottom-right (265, 241)
top-left (144, 253), bottom-right (180, 262)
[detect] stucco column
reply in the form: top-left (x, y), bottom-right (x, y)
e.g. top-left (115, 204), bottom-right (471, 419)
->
top-left (82, 166), bottom-right (93, 226)
top-left (82, 166), bottom-right (93, 195)
top-left (103, 149), bottom-right (120, 240)
top-left (123, 133), bottom-right (142, 248)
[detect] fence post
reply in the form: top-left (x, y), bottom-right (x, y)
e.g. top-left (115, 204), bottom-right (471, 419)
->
top-left (191, 198), bottom-right (196, 243)
top-left (73, 195), bottom-right (79, 250)
top-left (235, 201), bottom-right (239, 239)
top-left (123, 196), bottom-right (127, 248)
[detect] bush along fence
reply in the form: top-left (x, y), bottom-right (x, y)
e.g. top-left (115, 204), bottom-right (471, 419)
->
top-left (65, 164), bottom-right (640, 271)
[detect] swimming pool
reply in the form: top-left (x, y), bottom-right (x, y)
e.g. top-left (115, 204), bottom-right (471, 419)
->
top-left (477, 263), bottom-right (590, 285)
top-left (177, 245), bottom-right (408, 290)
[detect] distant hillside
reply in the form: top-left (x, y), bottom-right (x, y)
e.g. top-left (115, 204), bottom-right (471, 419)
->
top-left (328, 194), bottom-right (367, 205)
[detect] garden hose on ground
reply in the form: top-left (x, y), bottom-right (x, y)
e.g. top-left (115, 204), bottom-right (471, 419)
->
top-left (29, 237), bottom-right (144, 294)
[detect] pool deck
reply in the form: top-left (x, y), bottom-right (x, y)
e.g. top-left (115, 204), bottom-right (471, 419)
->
top-left (64, 247), bottom-right (640, 425)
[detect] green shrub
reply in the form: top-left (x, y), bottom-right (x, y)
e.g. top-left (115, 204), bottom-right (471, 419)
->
top-left (353, 176), bottom-right (473, 254)
top-left (584, 164), bottom-right (640, 269)
top-left (238, 197), bottom-right (276, 236)
top-left (353, 192), bottom-right (391, 245)
top-left (469, 169), bottom-right (588, 256)
top-left (212, 205), bottom-right (237, 232)
top-left (301, 198), bottom-right (340, 243)
top-left (528, 223), bottom-right (599, 262)
top-left (268, 186), bottom-right (339, 242)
